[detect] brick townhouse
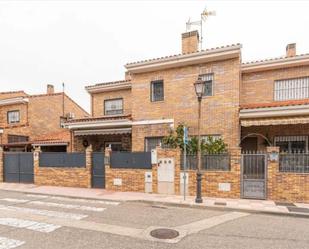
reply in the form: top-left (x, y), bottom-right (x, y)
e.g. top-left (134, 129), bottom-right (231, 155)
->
top-left (0, 85), bottom-right (89, 152)
top-left (65, 30), bottom-right (309, 155)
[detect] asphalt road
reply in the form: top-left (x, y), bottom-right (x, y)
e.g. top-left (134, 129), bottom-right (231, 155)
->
top-left (0, 190), bottom-right (307, 249)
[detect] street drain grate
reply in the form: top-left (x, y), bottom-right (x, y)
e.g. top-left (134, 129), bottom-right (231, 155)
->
top-left (150, 228), bottom-right (179, 239)
top-left (275, 202), bottom-right (295, 207)
top-left (287, 206), bottom-right (309, 213)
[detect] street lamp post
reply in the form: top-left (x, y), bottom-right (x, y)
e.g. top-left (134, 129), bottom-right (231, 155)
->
top-left (194, 79), bottom-right (205, 204)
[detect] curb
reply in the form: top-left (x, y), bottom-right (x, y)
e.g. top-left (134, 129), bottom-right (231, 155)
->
top-left (130, 199), bottom-right (309, 219)
top-left (1, 188), bottom-right (309, 219)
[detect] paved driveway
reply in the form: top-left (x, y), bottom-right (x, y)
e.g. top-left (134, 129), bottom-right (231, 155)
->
top-left (0, 190), bottom-right (307, 249)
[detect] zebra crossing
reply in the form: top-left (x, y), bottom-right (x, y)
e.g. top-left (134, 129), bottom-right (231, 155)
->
top-left (0, 194), bottom-right (120, 248)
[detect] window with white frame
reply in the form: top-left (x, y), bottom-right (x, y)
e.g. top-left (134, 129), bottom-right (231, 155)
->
top-left (274, 77), bottom-right (309, 101)
top-left (145, 137), bottom-right (163, 152)
top-left (151, 80), bottom-right (164, 102)
top-left (274, 136), bottom-right (308, 153)
top-left (199, 74), bottom-right (214, 96)
top-left (7, 110), bottom-right (20, 124)
top-left (104, 98), bottom-right (123, 115)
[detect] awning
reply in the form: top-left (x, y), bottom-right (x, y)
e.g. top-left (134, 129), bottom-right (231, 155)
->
top-left (74, 128), bottom-right (132, 136)
top-left (241, 116), bottom-right (309, 127)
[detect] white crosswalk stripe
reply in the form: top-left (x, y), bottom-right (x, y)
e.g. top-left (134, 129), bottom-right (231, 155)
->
top-left (0, 199), bottom-right (28, 204)
top-left (0, 198), bottom-right (106, 212)
top-left (26, 194), bottom-right (120, 205)
top-left (0, 218), bottom-right (61, 233)
top-left (0, 236), bottom-right (24, 249)
top-left (0, 205), bottom-right (88, 220)
top-left (30, 201), bottom-right (105, 212)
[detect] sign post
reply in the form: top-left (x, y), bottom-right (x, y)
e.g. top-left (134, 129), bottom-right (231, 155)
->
top-left (183, 126), bottom-right (188, 201)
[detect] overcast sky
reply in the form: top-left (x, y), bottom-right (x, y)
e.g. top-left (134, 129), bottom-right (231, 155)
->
top-left (1, 0), bottom-right (309, 112)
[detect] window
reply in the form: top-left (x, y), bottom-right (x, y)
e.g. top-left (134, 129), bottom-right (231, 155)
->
top-left (104, 98), bottom-right (123, 115)
top-left (151, 80), bottom-right (164, 102)
top-left (105, 142), bottom-right (123, 152)
top-left (8, 135), bottom-right (29, 144)
top-left (7, 111), bottom-right (20, 124)
top-left (199, 74), bottom-right (213, 96)
top-left (274, 77), bottom-right (309, 101)
top-left (274, 136), bottom-right (308, 153)
top-left (145, 137), bottom-right (163, 152)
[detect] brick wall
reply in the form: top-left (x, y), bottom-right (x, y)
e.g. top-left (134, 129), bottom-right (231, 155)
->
top-left (91, 89), bottom-right (131, 117)
top-left (267, 147), bottom-right (309, 203)
top-left (241, 65), bottom-right (309, 105)
top-left (33, 147), bottom-right (92, 188)
top-left (105, 166), bottom-right (148, 192)
top-left (130, 57), bottom-right (241, 151)
top-left (0, 147), bottom-right (3, 182)
top-left (184, 149), bottom-right (241, 198)
top-left (132, 124), bottom-right (171, 151)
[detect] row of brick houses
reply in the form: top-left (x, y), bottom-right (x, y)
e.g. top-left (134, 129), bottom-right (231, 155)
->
top-left (1, 30), bottom-right (308, 202)
top-left (64, 31), bottom-right (309, 154)
top-left (0, 85), bottom-right (89, 152)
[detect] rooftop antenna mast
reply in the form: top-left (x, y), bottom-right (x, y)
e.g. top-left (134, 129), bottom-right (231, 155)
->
top-left (186, 7), bottom-right (216, 50)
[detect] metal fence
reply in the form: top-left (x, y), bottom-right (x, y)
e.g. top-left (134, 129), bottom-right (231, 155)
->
top-left (39, 152), bottom-right (86, 168)
top-left (279, 153), bottom-right (309, 173)
top-left (181, 153), bottom-right (230, 171)
top-left (110, 151), bottom-right (152, 169)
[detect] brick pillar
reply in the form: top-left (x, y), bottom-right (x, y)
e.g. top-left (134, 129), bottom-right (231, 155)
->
top-left (33, 146), bottom-right (41, 185)
top-left (104, 147), bottom-right (112, 190)
top-left (85, 145), bottom-right (93, 188)
top-left (266, 146), bottom-right (280, 201)
top-left (155, 147), bottom-right (181, 195)
top-left (230, 148), bottom-right (241, 198)
top-left (0, 147), bottom-right (3, 182)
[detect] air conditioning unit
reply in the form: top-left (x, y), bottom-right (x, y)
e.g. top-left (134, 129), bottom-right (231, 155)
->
top-left (66, 112), bottom-right (75, 120)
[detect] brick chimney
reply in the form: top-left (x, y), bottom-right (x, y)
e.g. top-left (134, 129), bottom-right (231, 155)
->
top-left (182, 30), bottom-right (199, 54)
top-left (47, 84), bottom-right (55, 94)
top-left (286, 43), bottom-right (296, 57)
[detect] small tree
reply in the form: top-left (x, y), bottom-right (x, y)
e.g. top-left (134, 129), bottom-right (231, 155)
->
top-left (162, 123), bottom-right (227, 154)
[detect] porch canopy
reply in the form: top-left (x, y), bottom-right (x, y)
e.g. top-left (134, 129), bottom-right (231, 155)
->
top-left (240, 100), bottom-right (309, 127)
top-left (64, 115), bottom-right (132, 135)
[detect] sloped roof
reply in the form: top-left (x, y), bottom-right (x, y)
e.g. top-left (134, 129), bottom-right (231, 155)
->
top-left (241, 99), bottom-right (309, 110)
top-left (125, 44), bottom-right (241, 66)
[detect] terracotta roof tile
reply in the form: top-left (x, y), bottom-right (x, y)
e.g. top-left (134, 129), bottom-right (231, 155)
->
top-left (242, 53), bottom-right (309, 65)
top-left (65, 114), bottom-right (132, 123)
top-left (85, 80), bottom-right (131, 89)
top-left (241, 99), bottom-right (309, 109)
top-left (125, 43), bottom-right (241, 66)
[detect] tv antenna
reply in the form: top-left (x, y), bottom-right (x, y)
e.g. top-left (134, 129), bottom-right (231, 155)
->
top-left (186, 7), bottom-right (216, 50)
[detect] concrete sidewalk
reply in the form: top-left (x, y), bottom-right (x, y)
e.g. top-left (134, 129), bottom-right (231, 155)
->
top-left (0, 183), bottom-right (308, 217)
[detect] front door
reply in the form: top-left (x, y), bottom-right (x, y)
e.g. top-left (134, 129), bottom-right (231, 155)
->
top-left (92, 152), bottom-right (105, 189)
top-left (241, 153), bottom-right (267, 199)
top-left (157, 158), bottom-right (175, 195)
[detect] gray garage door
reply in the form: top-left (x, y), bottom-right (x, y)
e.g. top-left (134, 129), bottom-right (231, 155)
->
top-left (4, 153), bottom-right (34, 183)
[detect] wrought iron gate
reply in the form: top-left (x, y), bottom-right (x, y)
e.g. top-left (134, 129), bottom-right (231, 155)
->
top-left (4, 153), bottom-right (34, 183)
top-left (92, 152), bottom-right (106, 189)
top-left (241, 153), bottom-right (267, 199)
